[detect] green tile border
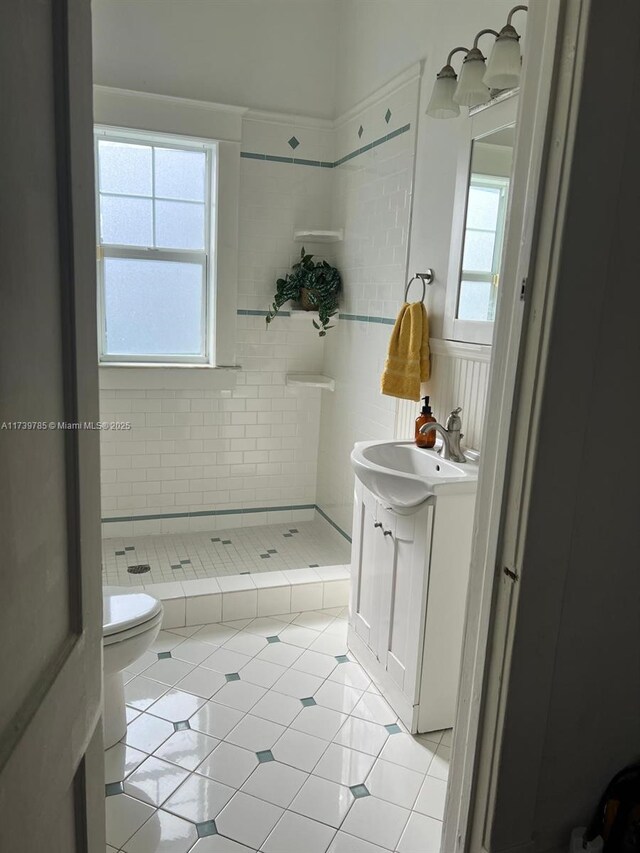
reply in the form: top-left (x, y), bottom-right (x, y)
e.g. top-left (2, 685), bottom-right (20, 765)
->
top-left (339, 313), bottom-right (396, 325)
top-left (240, 123), bottom-right (411, 170)
top-left (334, 124), bottom-right (411, 166)
top-left (102, 503), bottom-right (316, 524)
top-left (315, 505), bottom-right (352, 544)
top-left (237, 308), bottom-right (290, 317)
top-left (102, 502), bottom-right (352, 545)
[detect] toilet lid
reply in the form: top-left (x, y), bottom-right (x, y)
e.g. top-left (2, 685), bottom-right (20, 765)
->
top-left (103, 588), bottom-right (163, 638)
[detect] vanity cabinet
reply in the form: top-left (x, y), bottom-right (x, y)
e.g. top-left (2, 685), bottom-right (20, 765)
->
top-left (348, 477), bottom-right (476, 733)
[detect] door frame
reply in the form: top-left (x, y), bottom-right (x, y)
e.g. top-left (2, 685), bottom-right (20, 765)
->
top-left (443, 1), bottom-right (590, 850)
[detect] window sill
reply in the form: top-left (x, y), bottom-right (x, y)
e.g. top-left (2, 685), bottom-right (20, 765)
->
top-left (98, 364), bottom-right (240, 391)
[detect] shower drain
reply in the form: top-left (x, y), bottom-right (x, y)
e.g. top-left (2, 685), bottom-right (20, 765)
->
top-left (127, 564), bottom-right (151, 574)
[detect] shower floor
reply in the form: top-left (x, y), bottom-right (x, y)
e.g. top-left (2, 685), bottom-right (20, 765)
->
top-left (102, 519), bottom-right (351, 587)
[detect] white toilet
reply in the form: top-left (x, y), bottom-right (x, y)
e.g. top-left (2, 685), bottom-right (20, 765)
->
top-left (102, 587), bottom-right (163, 749)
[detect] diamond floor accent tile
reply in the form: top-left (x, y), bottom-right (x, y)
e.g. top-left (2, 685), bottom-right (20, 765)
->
top-left (109, 607), bottom-right (447, 853)
top-left (256, 749), bottom-right (275, 763)
top-left (350, 784), bottom-right (370, 798)
top-left (196, 820), bottom-right (218, 838)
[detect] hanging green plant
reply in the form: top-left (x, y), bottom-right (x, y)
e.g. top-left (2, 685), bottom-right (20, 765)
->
top-left (265, 247), bottom-right (341, 337)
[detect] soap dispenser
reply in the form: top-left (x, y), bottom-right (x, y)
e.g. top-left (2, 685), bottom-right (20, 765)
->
top-left (415, 396), bottom-right (436, 448)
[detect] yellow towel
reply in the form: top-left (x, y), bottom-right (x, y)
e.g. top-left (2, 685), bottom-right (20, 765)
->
top-left (381, 302), bottom-right (430, 401)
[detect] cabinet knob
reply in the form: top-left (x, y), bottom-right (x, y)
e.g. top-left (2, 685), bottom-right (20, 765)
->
top-left (374, 522), bottom-right (383, 528)
top-left (383, 529), bottom-right (393, 537)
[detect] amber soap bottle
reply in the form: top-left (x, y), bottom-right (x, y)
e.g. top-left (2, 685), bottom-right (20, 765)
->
top-left (415, 396), bottom-right (436, 448)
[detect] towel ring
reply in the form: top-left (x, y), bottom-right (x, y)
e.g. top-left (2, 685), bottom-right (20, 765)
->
top-left (404, 270), bottom-right (435, 303)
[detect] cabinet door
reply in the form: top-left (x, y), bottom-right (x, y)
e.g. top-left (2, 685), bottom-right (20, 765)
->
top-left (371, 505), bottom-right (398, 666)
top-left (351, 486), bottom-right (382, 653)
top-left (378, 504), bottom-right (432, 702)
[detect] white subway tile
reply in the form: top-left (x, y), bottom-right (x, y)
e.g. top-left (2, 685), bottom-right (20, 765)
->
top-left (185, 593), bottom-right (223, 626)
top-left (222, 590), bottom-right (258, 621)
top-left (257, 586), bottom-right (291, 617)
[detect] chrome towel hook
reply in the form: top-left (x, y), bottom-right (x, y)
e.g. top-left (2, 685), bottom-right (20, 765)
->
top-left (404, 270), bottom-right (435, 303)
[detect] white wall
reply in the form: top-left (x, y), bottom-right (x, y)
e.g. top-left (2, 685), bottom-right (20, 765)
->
top-left (333, 0), bottom-right (433, 116)
top-left (313, 0), bottom-right (521, 536)
top-left (332, 0), bottom-right (522, 337)
top-left (316, 72), bottom-right (421, 536)
top-left (409, 0), bottom-right (519, 339)
top-left (92, 0), bottom-right (339, 119)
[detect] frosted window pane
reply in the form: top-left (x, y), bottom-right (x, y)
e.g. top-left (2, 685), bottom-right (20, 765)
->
top-left (155, 148), bottom-right (206, 201)
top-left (155, 200), bottom-right (205, 250)
top-left (103, 258), bottom-right (203, 355)
top-left (98, 141), bottom-right (152, 196)
top-left (100, 195), bottom-right (153, 246)
top-left (462, 230), bottom-right (496, 272)
top-left (466, 185), bottom-right (500, 230)
top-left (458, 280), bottom-right (496, 322)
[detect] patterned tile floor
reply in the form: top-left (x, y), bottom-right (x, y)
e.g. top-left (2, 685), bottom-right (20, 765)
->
top-left (102, 521), bottom-right (351, 586)
top-left (105, 607), bottom-right (450, 853)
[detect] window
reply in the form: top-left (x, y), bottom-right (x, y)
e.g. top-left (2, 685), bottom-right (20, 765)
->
top-left (95, 130), bottom-right (216, 364)
top-left (457, 175), bottom-right (509, 323)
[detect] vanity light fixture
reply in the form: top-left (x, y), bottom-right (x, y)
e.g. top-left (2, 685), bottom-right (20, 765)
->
top-left (484, 5), bottom-right (528, 89)
top-left (425, 47), bottom-right (469, 119)
top-left (425, 5), bottom-right (528, 119)
top-left (453, 29), bottom-right (499, 107)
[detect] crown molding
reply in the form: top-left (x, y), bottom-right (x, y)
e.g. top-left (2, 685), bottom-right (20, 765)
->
top-left (93, 85), bottom-right (249, 115)
top-left (243, 109), bottom-right (334, 130)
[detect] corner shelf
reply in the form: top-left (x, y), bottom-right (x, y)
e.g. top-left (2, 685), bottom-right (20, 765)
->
top-left (288, 309), bottom-right (340, 324)
top-left (293, 229), bottom-right (343, 243)
top-left (286, 374), bottom-right (335, 391)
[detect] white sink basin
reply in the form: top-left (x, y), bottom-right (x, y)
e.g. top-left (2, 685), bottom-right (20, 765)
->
top-left (351, 440), bottom-right (479, 511)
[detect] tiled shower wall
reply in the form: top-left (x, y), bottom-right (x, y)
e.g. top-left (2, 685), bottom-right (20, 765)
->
top-left (316, 74), bottom-right (421, 537)
top-left (99, 114), bottom-right (335, 538)
top-left (99, 71), bottom-right (446, 543)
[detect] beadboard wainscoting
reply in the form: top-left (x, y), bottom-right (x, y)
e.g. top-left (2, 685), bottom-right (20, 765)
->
top-left (394, 339), bottom-right (492, 452)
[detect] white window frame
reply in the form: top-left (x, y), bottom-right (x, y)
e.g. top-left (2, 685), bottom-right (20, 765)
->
top-left (94, 126), bottom-right (217, 366)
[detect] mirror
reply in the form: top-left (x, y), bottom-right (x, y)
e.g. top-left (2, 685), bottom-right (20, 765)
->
top-left (456, 125), bottom-right (515, 324)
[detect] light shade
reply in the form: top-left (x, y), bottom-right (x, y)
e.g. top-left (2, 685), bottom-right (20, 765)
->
top-left (454, 49), bottom-right (491, 107)
top-left (426, 66), bottom-right (460, 119)
top-left (484, 26), bottom-right (522, 89)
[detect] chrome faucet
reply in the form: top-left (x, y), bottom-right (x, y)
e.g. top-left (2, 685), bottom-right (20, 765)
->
top-left (419, 407), bottom-right (467, 463)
